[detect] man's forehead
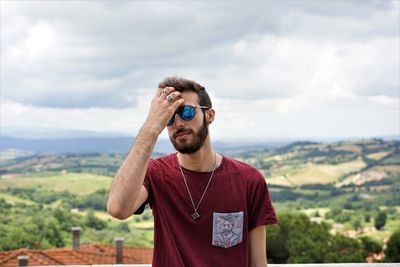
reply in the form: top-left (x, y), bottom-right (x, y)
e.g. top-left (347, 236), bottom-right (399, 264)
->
top-left (181, 91), bottom-right (200, 105)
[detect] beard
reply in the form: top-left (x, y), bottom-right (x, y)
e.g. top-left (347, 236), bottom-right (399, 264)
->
top-left (223, 229), bottom-right (232, 235)
top-left (169, 117), bottom-right (209, 154)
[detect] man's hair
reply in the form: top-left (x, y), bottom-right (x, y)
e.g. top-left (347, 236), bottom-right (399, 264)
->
top-left (222, 216), bottom-right (235, 225)
top-left (158, 77), bottom-right (212, 108)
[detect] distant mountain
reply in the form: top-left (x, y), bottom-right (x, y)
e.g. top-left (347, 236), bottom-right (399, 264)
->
top-left (0, 137), bottom-right (154, 154)
top-left (0, 127), bottom-right (290, 154)
top-left (1, 127), bottom-right (130, 139)
top-left (0, 137), bottom-right (288, 155)
top-left (1, 127), bottom-right (398, 155)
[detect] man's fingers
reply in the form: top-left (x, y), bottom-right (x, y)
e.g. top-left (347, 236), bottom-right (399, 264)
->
top-left (164, 91), bottom-right (182, 104)
top-left (154, 87), bottom-right (165, 98)
top-left (155, 86), bottom-right (175, 98)
top-left (171, 98), bottom-right (184, 109)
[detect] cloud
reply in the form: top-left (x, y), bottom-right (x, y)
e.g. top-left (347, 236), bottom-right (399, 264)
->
top-left (1, 1), bottom-right (398, 139)
top-left (2, 1), bottom-right (398, 109)
top-left (0, 96), bottom-right (147, 133)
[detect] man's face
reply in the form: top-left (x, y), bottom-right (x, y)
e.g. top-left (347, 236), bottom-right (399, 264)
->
top-left (222, 220), bottom-right (234, 234)
top-left (167, 91), bottom-right (209, 154)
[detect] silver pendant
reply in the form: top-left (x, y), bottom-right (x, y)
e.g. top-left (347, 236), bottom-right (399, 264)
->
top-left (192, 211), bottom-right (200, 220)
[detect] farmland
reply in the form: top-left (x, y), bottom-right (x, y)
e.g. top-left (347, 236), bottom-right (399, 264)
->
top-left (0, 138), bottom-right (399, 262)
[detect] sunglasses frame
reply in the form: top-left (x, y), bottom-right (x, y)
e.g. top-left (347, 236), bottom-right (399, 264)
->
top-left (167, 105), bottom-right (210, 126)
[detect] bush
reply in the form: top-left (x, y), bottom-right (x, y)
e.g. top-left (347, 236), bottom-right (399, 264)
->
top-left (85, 210), bottom-right (107, 230)
top-left (266, 212), bottom-right (365, 263)
top-left (359, 236), bottom-right (382, 258)
top-left (385, 228), bottom-right (400, 262)
top-left (374, 211), bottom-right (387, 230)
top-left (324, 235), bottom-right (364, 262)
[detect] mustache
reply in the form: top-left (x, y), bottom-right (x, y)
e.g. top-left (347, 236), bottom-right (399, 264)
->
top-left (173, 128), bottom-right (193, 137)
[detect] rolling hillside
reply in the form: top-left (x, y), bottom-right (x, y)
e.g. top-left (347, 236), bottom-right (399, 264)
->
top-left (0, 138), bottom-right (399, 249)
top-left (234, 139), bottom-right (400, 188)
top-left (1, 139), bottom-right (399, 191)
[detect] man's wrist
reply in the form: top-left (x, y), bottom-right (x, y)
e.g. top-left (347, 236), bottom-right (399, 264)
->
top-left (137, 123), bottom-right (160, 143)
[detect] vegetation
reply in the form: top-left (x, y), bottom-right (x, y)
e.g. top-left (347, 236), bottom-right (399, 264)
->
top-left (266, 212), bottom-right (369, 263)
top-left (0, 138), bottom-right (399, 262)
top-left (385, 228), bottom-right (400, 262)
top-left (0, 199), bottom-right (154, 250)
top-left (375, 211), bottom-right (387, 230)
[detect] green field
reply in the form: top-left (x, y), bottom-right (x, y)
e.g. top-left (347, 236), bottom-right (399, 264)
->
top-left (0, 172), bottom-right (111, 195)
top-left (281, 158), bottom-right (366, 185)
top-left (0, 192), bottom-right (36, 205)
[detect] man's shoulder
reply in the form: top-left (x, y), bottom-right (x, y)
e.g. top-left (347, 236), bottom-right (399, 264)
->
top-left (150, 153), bottom-right (176, 164)
top-left (222, 156), bottom-right (270, 201)
top-left (222, 155), bottom-right (259, 172)
top-left (147, 153), bottom-right (176, 172)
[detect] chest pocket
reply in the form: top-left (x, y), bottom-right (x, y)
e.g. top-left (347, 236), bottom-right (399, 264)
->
top-left (212, 211), bottom-right (244, 248)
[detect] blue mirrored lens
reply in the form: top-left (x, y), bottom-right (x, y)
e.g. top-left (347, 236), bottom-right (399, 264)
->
top-left (166, 105), bottom-right (196, 126)
top-left (181, 106), bottom-right (196, 120)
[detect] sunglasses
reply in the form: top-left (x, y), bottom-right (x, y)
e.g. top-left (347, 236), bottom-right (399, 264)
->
top-left (167, 105), bottom-right (210, 126)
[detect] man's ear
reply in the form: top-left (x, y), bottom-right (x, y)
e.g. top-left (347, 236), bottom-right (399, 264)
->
top-left (207, 108), bottom-right (215, 124)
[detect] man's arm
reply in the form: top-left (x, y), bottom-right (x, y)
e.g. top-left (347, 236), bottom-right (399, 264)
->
top-left (107, 127), bottom-right (156, 220)
top-left (107, 86), bottom-right (184, 220)
top-left (249, 225), bottom-right (268, 267)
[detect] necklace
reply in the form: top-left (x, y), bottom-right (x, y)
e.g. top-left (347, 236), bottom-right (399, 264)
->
top-left (178, 153), bottom-right (217, 220)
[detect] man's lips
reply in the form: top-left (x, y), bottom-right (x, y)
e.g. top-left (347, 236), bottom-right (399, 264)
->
top-left (174, 130), bottom-right (192, 139)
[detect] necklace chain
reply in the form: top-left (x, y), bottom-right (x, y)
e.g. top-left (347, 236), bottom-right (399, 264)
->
top-left (178, 153), bottom-right (217, 220)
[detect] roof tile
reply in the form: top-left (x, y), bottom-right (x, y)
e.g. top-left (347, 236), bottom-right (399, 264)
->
top-left (0, 244), bottom-right (153, 266)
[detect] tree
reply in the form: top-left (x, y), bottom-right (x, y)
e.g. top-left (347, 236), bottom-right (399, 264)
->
top-left (80, 189), bottom-right (108, 210)
top-left (385, 229), bottom-right (400, 262)
top-left (53, 208), bottom-right (78, 231)
top-left (266, 213), bottom-right (331, 263)
top-left (359, 236), bottom-right (382, 259)
top-left (324, 235), bottom-right (364, 262)
top-left (287, 219), bottom-right (331, 263)
top-left (42, 219), bottom-right (65, 247)
top-left (266, 212), bottom-right (368, 264)
top-left (115, 223), bottom-right (131, 233)
top-left (374, 211), bottom-right (387, 230)
top-left (86, 210), bottom-right (107, 230)
top-left (266, 223), bottom-right (290, 263)
top-left (0, 226), bottom-right (38, 250)
top-left (352, 219), bottom-right (362, 232)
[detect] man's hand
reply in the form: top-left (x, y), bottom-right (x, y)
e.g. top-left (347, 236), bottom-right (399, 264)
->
top-left (142, 86), bottom-right (185, 136)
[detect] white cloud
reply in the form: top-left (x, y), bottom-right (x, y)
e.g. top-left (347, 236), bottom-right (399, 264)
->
top-left (0, 92), bottom-right (151, 134)
top-left (1, 0), bottom-right (399, 139)
top-left (367, 95), bottom-right (399, 109)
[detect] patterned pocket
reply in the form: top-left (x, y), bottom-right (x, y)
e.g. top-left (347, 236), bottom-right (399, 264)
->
top-left (212, 211), bottom-right (244, 248)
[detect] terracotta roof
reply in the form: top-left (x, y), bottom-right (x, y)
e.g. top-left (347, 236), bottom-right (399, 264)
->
top-left (0, 244), bottom-right (153, 266)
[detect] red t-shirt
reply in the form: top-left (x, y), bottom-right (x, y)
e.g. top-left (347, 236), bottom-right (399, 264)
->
top-left (135, 153), bottom-right (277, 267)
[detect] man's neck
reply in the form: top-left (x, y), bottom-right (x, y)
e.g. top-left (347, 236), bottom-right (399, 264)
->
top-left (177, 138), bottom-right (218, 172)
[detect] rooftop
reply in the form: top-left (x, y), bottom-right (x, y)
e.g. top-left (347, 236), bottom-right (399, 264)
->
top-left (0, 244), bottom-right (153, 267)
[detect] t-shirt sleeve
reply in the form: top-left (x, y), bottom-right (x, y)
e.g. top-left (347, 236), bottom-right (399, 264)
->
top-left (133, 159), bottom-right (154, 215)
top-left (248, 170), bottom-right (278, 231)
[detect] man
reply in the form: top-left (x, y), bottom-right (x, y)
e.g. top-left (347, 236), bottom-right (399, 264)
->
top-left (107, 77), bottom-right (277, 267)
top-left (213, 214), bottom-right (242, 248)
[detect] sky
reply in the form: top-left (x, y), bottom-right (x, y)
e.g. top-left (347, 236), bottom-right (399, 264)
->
top-left (1, 0), bottom-right (399, 141)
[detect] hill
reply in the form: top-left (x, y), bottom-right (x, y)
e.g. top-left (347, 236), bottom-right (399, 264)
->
top-left (1, 138), bottom-right (399, 188)
top-left (0, 136), bottom-right (286, 155)
top-left (0, 138), bottom-right (399, 252)
top-left (234, 139), bottom-right (400, 188)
